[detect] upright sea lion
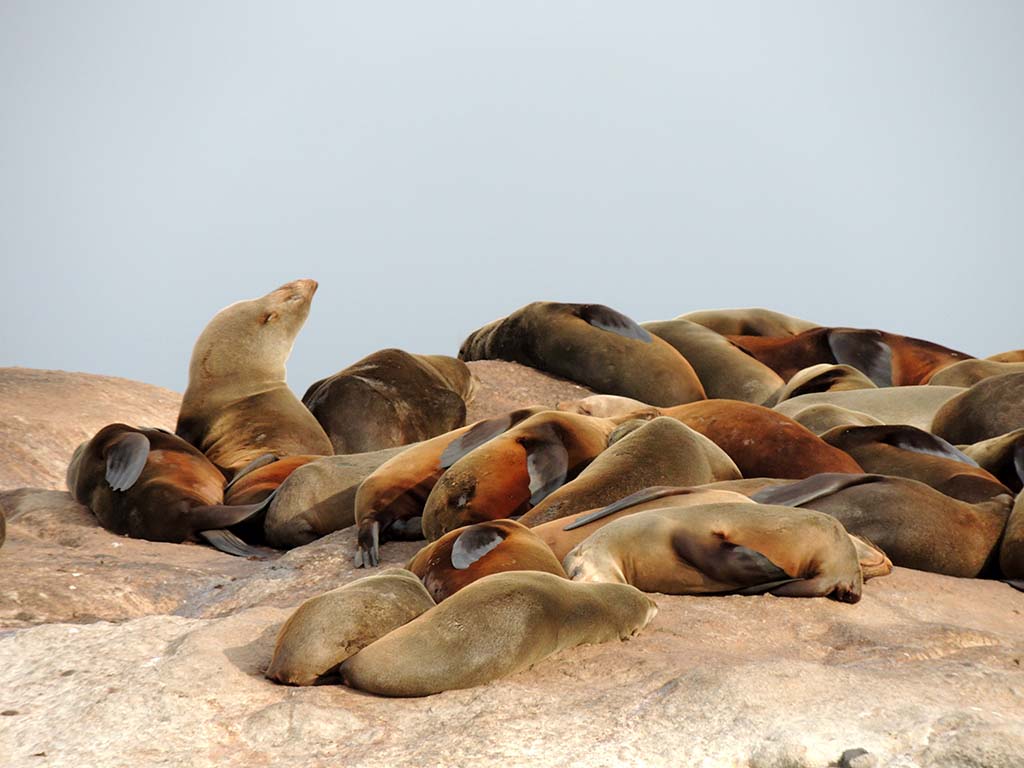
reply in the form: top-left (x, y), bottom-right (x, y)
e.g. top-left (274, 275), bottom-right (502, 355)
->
top-left (67, 424), bottom-right (266, 555)
top-left (266, 569), bottom-right (435, 686)
top-left (961, 429), bottom-right (1024, 493)
top-left (421, 411), bottom-right (620, 541)
top-left (751, 473), bottom-right (1012, 577)
top-left (787, 404), bottom-right (884, 436)
top-left (407, 519), bottom-right (566, 602)
top-left (678, 308), bottom-right (820, 337)
top-left (518, 417), bottom-right (740, 527)
top-left (353, 407), bottom-right (546, 566)
top-left (662, 400), bottom-right (863, 479)
top-left (642, 319), bottom-right (783, 404)
top-left (773, 386), bottom-right (965, 431)
top-left (303, 349), bottom-right (475, 454)
top-left (772, 364), bottom-right (877, 404)
top-left (340, 571), bottom-right (657, 697)
top-left (459, 302), bottom-right (706, 406)
top-left (175, 279), bottom-right (333, 477)
top-left (931, 373), bottom-right (1024, 445)
top-left (925, 359), bottom-right (1024, 388)
top-left (562, 502), bottom-right (864, 602)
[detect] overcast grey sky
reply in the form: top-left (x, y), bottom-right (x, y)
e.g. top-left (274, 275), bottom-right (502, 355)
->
top-left (2, 2), bottom-right (1021, 394)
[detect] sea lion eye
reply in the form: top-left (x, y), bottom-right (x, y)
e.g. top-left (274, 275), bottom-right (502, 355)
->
top-left (261, 311), bottom-right (279, 325)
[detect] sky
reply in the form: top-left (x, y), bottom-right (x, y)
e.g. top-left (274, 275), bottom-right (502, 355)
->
top-left (2, 1), bottom-right (1021, 395)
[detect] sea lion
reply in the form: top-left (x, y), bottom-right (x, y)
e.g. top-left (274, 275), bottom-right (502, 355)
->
top-left (988, 350), bottom-right (1024, 363)
top-left (175, 279), bottom-right (333, 477)
top-left (787, 404), bottom-right (884, 435)
top-left (562, 502), bottom-right (864, 602)
top-left (751, 473), bottom-right (1012, 577)
top-left (961, 429), bottom-right (1024, 493)
top-left (458, 301), bottom-right (706, 406)
top-left (642, 319), bottom-right (783, 404)
top-left (556, 394), bottom-right (657, 419)
top-left (266, 569), bottom-right (435, 686)
top-left (925, 359), bottom-right (1024, 388)
top-left (662, 400), bottom-right (863, 478)
top-left (931, 373), bottom-right (1024, 445)
top-left (678, 308), bottom-right (820, 337)
top-left (353, 407), bottom-right (546, 566)
top-left (407, 520), bottom-right (566, 602)
top-left (222, 454), bottom-right (320, 506)
top-left (302, 349), bottom-right (475, 454)
top-left (339, 571), bottom-right (657, 697)
top-left (819, 424), bottom-right (1010, 503)
top-left (773, 386), bottom-right (965, 431)
top-left (518, 417), bottom-right (740, 527)
top-left (772, 364), bottom-right (877, 404)
top-left (67, 424), bottom-right (266, 556)
top-left (421, 411), bottom-right (620, 541)
top-left (1000, 491), bottom-right (1024, 582)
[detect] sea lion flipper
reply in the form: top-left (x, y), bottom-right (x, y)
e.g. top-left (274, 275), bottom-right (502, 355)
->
top-left (197, 529), bottom-right (270, 559)
top-left (681, 536), bottom-right (794, 590)
top-left (440, 414), bottom-right (515, 469)
top-left (827, 330), bottom-right (893, 387)
top-left (451, 527), bottom-right (506, 569)
top-left (224, 453), bottom-right (279, 493)
top-left (578, 305), bottom-right (653, 343)
top-left (751, 473), bottom-right (883, 507)
top-left (1014, 442), bottom-right (1024, 486)
top-left (562, 486), bottom-right (691, 531)
top-left (527, 438), bottom-right (569, 506)
top-left (104, 432), bottom-right (151, 491)
top-left (885, 428), bottom-right (979, 466)
top-left (1006, 580), bottom-right (1024, 593)
top-left (354, 521), bottom-right (381, 568)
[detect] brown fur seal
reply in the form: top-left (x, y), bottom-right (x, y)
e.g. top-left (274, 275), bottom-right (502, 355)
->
top-left (987, 350), bottom-right (1024, 363)
top-left (518, 417), bottom-right (740, 527)
top-left (931, 372), bottom-right (1024, 445)
top-left (353, 407), bottom-right (546, 566)
top-left (662, 400), bottom-right (863, 478)
top-left (175, 279), bottom-right (333, 477)
top-left (773, 364), bottom-right (877, 404)
top-left (819, 425), bottom-right (1010, 503)
top-left (67, 424), bottom-right (266, 556)
top-left (751, 473), bottom-right (1012, 578)
top-left (266, 569), bottom-right (435, 686)
top-left (407, 519), bottom-right (566, 601)
top-left (642, 319), bottom-right (783, 404)
top-left (787, 404), bottom-right (884, 435)
top-left (961, 429), bottom-right (1024, 494)
top-left (302, 349), bottom-right (475, 454)
top-left (925, 359), bottom-right (1024, 388)
top-left (556, 394), bottom-right (657, 418)
top-left (222, 454), bottom-right (319, 506)
top-left (340, 571), bottom-right (657, 697)
top-left (678, 308), bottom-right (819, 337)
top-left (773, 386), bottom-right (965, 431)
top-left (562, 502), bottom-right (864, 602)
top-left (459, 302), bottom-right (706, 406)
top-left (421, 411), bottom-right (620, 541)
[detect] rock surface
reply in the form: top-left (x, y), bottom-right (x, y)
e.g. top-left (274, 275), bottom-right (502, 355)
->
top-left (1, 369), bottom-right (1023, 767)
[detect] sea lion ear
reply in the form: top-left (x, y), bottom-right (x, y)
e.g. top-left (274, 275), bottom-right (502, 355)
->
top-left (827, 330), bottom-right (893, 387)
top-left (261, 310), bottom-right (279, 325)
top-left (451, 526), bottom-right (506, 569)
top-left (104, 432), bottom-right (151, 491)
top-left (525, 435), bottom-right (569, 505)
top-left (578, 304), bottom-right (653, 343)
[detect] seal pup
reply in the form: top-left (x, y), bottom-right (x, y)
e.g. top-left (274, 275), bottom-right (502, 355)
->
top-left (562, 502), bottom-right (865, 602)
top-left (340, 571), bottom-right (657, 697)
top-left (303, 349), bottom-right (475, 454)
top-left (266, 569), bottom-right (435, 686)
top-left (67, 424), bottom-right (267, 556)
top-left (773, 386), bottom-right (965, 431)
top-left (931, 372), bottom-right (1024, 445)
top-left (459, 301), bottom-right (706, 406)
top-left (407, 519), bottom-right (566, 601)
top-left (175, 279), bottom-right (333, 477)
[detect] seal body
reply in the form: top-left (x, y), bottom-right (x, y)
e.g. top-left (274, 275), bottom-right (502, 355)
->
top-left (407, 519), bottom-right (566, 601)
top-left (961, 428), bottom-right (1024, 494)
top-left (340, 571), bottom-right (658, 697)
top-left (1000, 491), bottom-right (1024, 580)
top-left (556, 394), bottom-right (657, 419)
top-left (773, 364), bottom-right (877, 404)
top-left (931, 373), bottom-right (1024, 444)
top-left (678, 308), bottom-right (819, 337)
top-left (926, 359), bottom-right (1024, 388)
top-left (303, 349), bottom-right (474, 454)
top-left (562, 502), bottom-right (864, 602)
top-left (459, 301), bottom-right (706, 407)
top-left (786, 404), bottom-right (884, 436)
top-left (773, 386), bottom-right (965, 431)
top-left (175, 279), bottom-right (333, 477)
top-left (266, 569), bottom-right (435, 686)
top-left (222, 455), bottom-right (319, 506)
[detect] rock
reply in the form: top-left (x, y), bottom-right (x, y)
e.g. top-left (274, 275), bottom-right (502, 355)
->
top-left (464, 360), bottom-right (595, 422)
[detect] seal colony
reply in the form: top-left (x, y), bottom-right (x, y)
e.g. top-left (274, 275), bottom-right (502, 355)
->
top-left (62, 283), bottom-right (1024, 697)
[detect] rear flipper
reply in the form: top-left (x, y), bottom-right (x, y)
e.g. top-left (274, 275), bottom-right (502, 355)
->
top-left (198, 529), bottom-right (273, 559)
top-left (771, 575), bottom-right (861, 603)
top-left (673, 532), bottom-right (796, 593)
top-left (223, 453), bottom-right (279, 493)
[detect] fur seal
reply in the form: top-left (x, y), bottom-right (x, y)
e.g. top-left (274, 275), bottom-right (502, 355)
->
top-left (222, 454), bottom-right (319, 506)
top-left (303, 349), bottom-right (475, 454)
top-left (773, 364), bottom-right (877, 404)
top-left (407, 519), bottom-right (566, 601)
top-left (787, 404), bottom-right (884, 435)
top-left (353, 407), bottom-right (546, 566)
top-left (67, 424), bottom-right (266, 556)
top-left (421, 411), bottom-right (620, 541)
top-left (562, 502), bottom-right (865, 602)
top-left (518, 417), bottom-right (740, 527)
top-left (925, 359), bottom-right (1024, 388)
top-left (175, 279), bottom-right (333, 477)
top-left (678, 308), bottom-right (819, 337)
top-left (458, 302), bottom-right (706, 406)
top-left (642, 319), bottom-right (783, 404)
top-left (773, 386), bottom-right (965, 431)
top-left (931, 373), bottom-right (1024, 445)
top-left (266, 569), bottom-right (435, 686)
top-left (556, 394), bottom-right (657, 419)
top-left (961, 428), bottom-right (1024, 494)
top-left (662, 400), bottom-right (863, 478)
top-left (751, 473), bottom-right (1012, 577)
top-left (819, 424), bottom-right (1010, 503)
top-left (987, 350), bottom-right (1024, 363)
top-left (339, 571), bottom-right (657, 697)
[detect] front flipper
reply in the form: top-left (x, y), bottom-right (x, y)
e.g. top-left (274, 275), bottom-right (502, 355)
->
top-left (224, 453), bottom-right (279, 493)
top-left (673, 530), bottom-right (795, 592)
top-left (525, 433), bottom-right (569, 506)
top-left (105, 432), bottom-right (151, 492)
top-left (578, 304), bottom-right (653, 343)
top-left (828, 330), bottom-right (893, 387)
top-left (440, 414), bottom-right (515, 469)
top-left (198, 529), bottom-right (272, 559)
top-left (562, 486), bottom-right (694, 531)
top-left (187, 501), bottom-right (269, 531)
top-left (451, 526), bottom-right (506, 569)
top-left (354, 520), bottom-right (381, 568)
top-left (751, 473), bottom-right (883, 507)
